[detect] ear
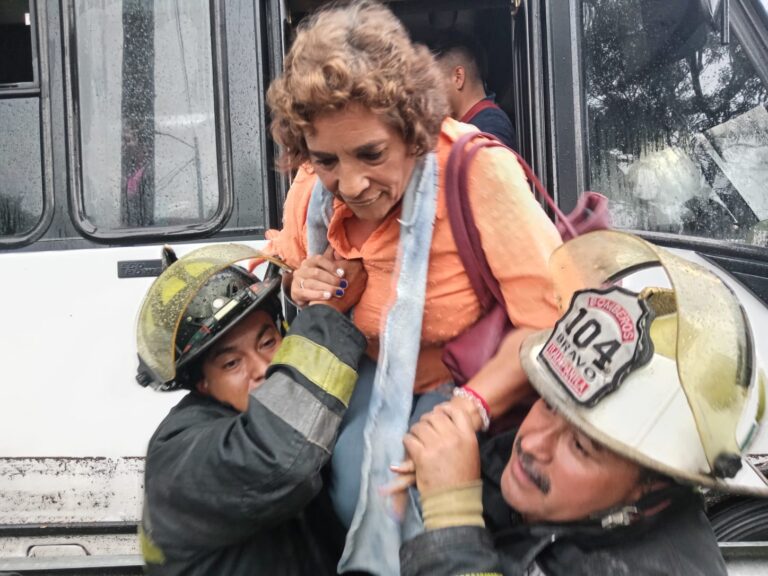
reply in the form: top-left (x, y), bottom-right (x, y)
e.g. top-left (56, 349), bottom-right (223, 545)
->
top-left (195, 379), bottom-right (210, 396)
top-left (454, 65), bottom-right (466, 90)
top-left (626, 482), bottom-right (646, 505)
top-left (627, 473), bottom-right (669, 507)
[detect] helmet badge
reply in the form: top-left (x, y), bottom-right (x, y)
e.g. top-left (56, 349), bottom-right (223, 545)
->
top-left (539, 286), bottom-right (654, 407)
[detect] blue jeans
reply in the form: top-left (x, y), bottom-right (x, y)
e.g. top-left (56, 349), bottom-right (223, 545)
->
top-left (329, 356), bottom-right (453, 529)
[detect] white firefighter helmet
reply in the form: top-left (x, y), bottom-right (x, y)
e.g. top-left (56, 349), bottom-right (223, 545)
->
top-left (520, 231), bottom-right (767, 496)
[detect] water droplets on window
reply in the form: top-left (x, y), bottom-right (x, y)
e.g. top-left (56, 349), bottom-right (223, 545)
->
top-left (0, 99), bottom-right (43, 237)
top-left (583, 0), bottom-right (768, 248)
top-left (74, 0), bottom-right (220, 231)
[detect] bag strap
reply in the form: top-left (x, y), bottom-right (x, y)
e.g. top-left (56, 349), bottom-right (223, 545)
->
top-left (460, 98), bottom-right (502, 124)
top-left (445, 132), bottom-right (579, 310)
top-left (445, 132), bottom-right (503, 312)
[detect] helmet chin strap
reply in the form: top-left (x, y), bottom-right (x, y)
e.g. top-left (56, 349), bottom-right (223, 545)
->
top-left (591, 482), bottom-right (689, 530)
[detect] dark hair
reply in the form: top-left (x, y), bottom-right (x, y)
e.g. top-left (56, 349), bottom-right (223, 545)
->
top-left (430, 31), bottom-right (487, 86)
top-left (638, 466), bottom-right (674, 489)
top-left (176, 360), bottom-right (204, 391)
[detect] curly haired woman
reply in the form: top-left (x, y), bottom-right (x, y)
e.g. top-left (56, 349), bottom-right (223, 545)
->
top-left (265, 2), bottom-right (562, 573)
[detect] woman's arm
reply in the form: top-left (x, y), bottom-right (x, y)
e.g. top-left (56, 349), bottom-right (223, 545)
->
top-left (456, 327), bottom-right (536, 429)
top-left (263, 165), bottom-right (314, 268)
top-left (454, 145), bottom-right (563, 429)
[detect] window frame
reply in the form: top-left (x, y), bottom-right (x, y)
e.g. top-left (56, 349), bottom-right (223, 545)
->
top-left (61, 0), bottom-right (234, 243)
top-left (0, 0), bottom-right (55, 249)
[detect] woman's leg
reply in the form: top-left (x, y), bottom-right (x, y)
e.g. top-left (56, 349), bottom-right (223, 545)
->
top-left (328, 355), bottom-right (377, 528)
top-left (331, 373), bottom-right (452, 530)
top-left (409, 383), bottom-right (454, 424)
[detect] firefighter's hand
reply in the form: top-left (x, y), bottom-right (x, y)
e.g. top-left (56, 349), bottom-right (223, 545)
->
top-left (293, 245), bottom-right (366, 311)
top-left (403, 403), bottom-right (481, 495)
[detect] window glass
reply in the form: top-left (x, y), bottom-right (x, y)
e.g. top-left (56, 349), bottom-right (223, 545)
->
top-left (0, 98), bottom-right (43, 236)
top-left (0, 0), bottom-right (34, 86)
top-left (583, 0), bottom-right (768, 247)
top-left (74, 0), bottom-right (220, 231)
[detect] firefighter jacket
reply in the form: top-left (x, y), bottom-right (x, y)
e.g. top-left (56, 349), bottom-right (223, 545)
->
top-left (401, 430), bottom-right (728, 576)
top-left (140, 305), bottom-right (367, 575)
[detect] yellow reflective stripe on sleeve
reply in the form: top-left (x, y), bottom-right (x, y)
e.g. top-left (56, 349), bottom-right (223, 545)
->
top-left (270, 334), bottom-right (357, 406)
top-left (138, 525), bottom-right (165, 565)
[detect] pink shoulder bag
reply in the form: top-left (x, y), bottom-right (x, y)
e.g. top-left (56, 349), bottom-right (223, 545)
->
top-left (442, 132), bottom-right (610, 390)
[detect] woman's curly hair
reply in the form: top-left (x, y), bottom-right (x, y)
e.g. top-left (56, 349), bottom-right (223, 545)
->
top-left (267, 0), bottom-right (449, 171)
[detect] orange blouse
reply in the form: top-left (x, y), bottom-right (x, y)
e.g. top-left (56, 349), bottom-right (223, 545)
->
top-left (266, 118), bottom-right (562, 393)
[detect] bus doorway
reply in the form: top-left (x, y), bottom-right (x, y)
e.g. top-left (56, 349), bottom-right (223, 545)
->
top-left (1, 0), bottom-right (766, 572)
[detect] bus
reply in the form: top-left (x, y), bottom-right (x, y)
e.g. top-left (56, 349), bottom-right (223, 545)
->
top-left (1, 0), bottom-right (766, 572)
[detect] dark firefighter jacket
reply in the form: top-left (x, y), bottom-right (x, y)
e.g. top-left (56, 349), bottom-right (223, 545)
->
top-left (401, 430), bottom-right (728, 576)
top-left (140, 305), bottom-right (367, 576)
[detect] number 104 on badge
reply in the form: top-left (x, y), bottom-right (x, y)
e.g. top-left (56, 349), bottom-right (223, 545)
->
top-left (540, 286), bottom-right (655, 407)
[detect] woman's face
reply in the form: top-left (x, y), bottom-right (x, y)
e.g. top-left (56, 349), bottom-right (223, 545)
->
top-left (304, 103), bottom-right (417, 223)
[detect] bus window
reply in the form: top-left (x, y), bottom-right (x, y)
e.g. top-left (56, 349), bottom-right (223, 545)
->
top-left (583, 0), bottom-right (768, 248)
top-left (0, 0), bottom-right (34, 86)
top-left (0, 98), bottom-right (43, 237)
top-left (69, 0), bottom-right (223, 234)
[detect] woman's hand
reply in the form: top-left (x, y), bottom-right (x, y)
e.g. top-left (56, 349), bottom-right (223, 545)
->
top-left (309, 256), bottom-right (367, 314)
top-left (292, 245), bottom-right (366, 312)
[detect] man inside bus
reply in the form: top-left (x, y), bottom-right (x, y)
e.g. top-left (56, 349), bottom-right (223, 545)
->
top-left (134, 244), bottom-right (367, 575)
top-left (433, 33), bottom-right (516, 149)
top-left (399, 233), bottom-right (768, 576)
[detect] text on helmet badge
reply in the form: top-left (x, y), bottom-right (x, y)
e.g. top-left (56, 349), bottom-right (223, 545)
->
top-left (539, 286), bottom-right (654, 407)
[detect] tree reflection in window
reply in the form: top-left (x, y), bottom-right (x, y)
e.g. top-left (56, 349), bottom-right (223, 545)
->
top-left (583, 0), bottom-right (768, 246)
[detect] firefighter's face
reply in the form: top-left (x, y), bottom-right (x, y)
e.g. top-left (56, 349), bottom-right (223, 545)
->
top-left (500, 399), bottom-right (645, 523)
top-left (196, 310), bottom-right (282, 412)
top-left (304, 103), bottom-right (417, 225)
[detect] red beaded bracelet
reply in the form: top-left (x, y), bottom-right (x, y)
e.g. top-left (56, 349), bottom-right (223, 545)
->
top-left (463, 386), bottom-right (491, 418)
top-left (453, 386), bottom-right (491, 432)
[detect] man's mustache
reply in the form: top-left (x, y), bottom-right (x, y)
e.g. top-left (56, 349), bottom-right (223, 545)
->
top-left (514, 436), bottom-right (551, 495)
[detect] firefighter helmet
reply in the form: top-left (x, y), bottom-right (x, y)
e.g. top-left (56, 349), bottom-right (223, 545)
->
top-left (521, 231), bottom-right (768, 496)
top-left (135, 244), bottom-right (291, 391)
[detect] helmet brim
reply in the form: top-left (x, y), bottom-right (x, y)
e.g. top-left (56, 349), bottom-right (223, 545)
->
top-left (174, 275), bottom-right (282, 378)
top-left (521, 330), bottom-right (768, 497)
top-left (136, 244), bottom-right (290, 390)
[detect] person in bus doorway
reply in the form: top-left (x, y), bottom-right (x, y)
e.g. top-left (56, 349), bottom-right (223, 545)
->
top-left (398, 231), bottom-right (768, 576)
top-left (264, 1), bottom-right (561, 573)
top-left (134, 243), bottom-right (367, 576)
top-left (433, 33), bottom-right (517, 149)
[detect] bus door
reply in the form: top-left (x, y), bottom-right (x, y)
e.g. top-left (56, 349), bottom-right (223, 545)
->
top-left (0, 0), bottom-right (280, 571)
